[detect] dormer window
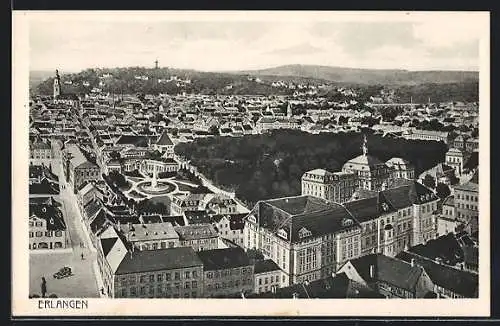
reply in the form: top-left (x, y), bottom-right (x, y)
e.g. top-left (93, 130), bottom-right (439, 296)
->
top-left (381, 203), bottom-right (389, 212)
top-left (342, 218), bottom-right (354, 227)
top-left (247, 215), bottom-right (256, 224)
top-left (298, 227), bottom-right (312, 239)
top-left (277, 229), bottom-right (288, 240)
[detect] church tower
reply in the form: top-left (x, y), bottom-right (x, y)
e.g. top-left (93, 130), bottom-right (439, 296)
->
top-left (53, 69), bottom-right (61, 99)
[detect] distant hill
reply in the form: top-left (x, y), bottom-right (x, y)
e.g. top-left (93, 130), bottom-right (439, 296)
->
top-left (237, 64), bottom-right (479, 86)
top-left (30, 65), bottom-right (479, 103)
top-left (29, 70), bottom-right (56, 90)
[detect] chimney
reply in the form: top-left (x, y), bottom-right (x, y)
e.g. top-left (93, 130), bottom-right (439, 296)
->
top-left (411, 258), bottom-right (415, 267)
top-left (369, 265), bottom-right (375, 279)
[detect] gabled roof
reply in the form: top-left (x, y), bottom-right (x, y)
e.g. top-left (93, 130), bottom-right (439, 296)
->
top-left (115, 247), bottom-right (203, 275)
top-left (174, 224), bottom-right (218, 240)
top-left (101, 237), bottom-right (118, 257)
top-left (442, 195), bottom-right (455, 207)
top-left (66, 145), bottom-right (96, 169)
top-left (29, 178), bottom-right (60, 195)
top-left (408, 233), bottom-right (464, 266)
top-left (253, 195), bottom-right (359, 243)
top-left (29, 203), bottom-right (66, 231)
top-left (119, 222), bottom-right (179, 242)
top-left (156, 132), bottom-right (174, 146)
top-left (246, 273), bottom-right (383, 299)
top-left (396, 251), bottom-right (478, 298)
top-left (254, 259), bottom-right (281, 274)
top-left (347, 254), bottom-right (424, 291)
top-left (197, 248), bottom-right (251, 271)
top-left (116, 135), bottom-right (150, 148)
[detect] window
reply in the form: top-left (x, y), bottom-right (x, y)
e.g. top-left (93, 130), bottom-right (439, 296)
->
top-left (29, 232), bottom-right (33, 238)
top-left (140, 286), bottom-right (146, 295)
top-left (165, 273), bottom-right (171, 281)
top-left (35, 231), bottom-right (42, 237)
top-left (259, 278), bottom-right (262, 285)
top-left (157, 274), bottom-right (163, 282)
top-left (130, 286), bottom-right (137, 296)
top-left (207, 272), bottom-right (212, 279)
top-left (192, 281), bottom-right (197, 288)
top-left (185, 282), bottom-right (190, 289)
top-left (185, 271), bottom-right (190, 279)
top-left (55, 231), bottom-right (62, 237)
top-left (265, 277), bottom-right (269, 284)
top-left (192, 270), bottom-right (197, 278)
top-left (149, 275), bottom-right (154, 282)
top-left (174, 272), bottom-right (180, 280)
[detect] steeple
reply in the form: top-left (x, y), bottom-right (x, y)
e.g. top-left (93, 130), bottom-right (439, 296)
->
top-left (53, 69), bottom-right (61, 99)
top-left (362, 134), bottom-right (368, 156)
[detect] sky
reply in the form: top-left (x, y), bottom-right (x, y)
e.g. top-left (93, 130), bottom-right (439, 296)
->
top-left (26, 12), bottom-right (486, 73)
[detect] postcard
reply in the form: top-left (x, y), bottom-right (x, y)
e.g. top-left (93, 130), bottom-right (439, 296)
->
top-left (12, 10), bottom-right (490, 317)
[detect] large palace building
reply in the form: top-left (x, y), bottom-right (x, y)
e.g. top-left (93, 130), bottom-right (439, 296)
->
top-left (244, 180), bottom-right (439, 287)
top-left (302, 135), bottom-right (415, 203)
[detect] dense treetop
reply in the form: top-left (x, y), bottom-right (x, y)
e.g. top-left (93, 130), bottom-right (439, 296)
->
top-left (175, 130), bottom-right (448, 206)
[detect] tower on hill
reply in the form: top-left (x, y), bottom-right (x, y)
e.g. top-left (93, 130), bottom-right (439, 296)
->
top-left (53, 69), bottom-right (61, 99)
top-left (154, 59), bottom-right (159, 69)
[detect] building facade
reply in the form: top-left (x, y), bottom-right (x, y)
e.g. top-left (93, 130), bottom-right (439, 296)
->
top-left (29, 203), bottom-right (67, 250)
top-left (111, 247), bottom-right (204, 298)
top-left (301, 169), bottom-right (357, 204)
top-left (30, 139), bottom-right (53, 161)
top-left (338, 254), bottom-right (435, 298)
top-left (118, 222), bottom-right (180, 251)
top-left (254, 259), bottom-right (282, 294)
top-left (198, 248), bottom-right (254, 297)
top-left (453, 181), bottom-right (479, 233)
top-left (244, 195), bottom-right (362, 287)
top-left (64, 144), bottom-right (101, 193)
top-left (385, 157), bottom-right (415, 180)
top-left (445, 148), bottom-right (464, 176)
top-left (345, 180), bottom-right (440, 258)
top-left (174, 224), bottom-right (220, 251)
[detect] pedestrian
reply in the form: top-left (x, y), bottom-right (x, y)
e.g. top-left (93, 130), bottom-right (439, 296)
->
top-left (81, 253), bottom-right (84, 260)
top-left (41, 277), bottom-right (47, 298)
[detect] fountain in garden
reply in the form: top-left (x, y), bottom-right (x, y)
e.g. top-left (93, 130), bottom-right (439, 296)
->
top-left (135, 165), bottom-right (176, 195)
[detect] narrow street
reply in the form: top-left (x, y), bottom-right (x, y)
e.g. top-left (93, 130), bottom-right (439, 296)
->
top-left (29, 144), bottom-right (101, 298)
